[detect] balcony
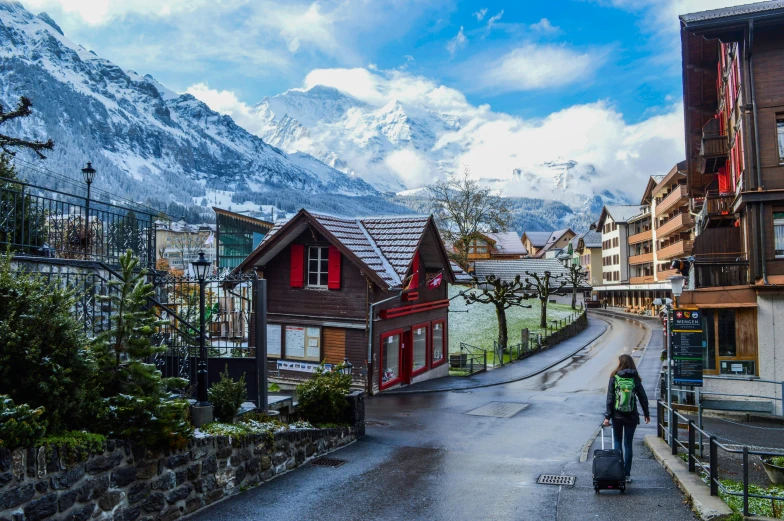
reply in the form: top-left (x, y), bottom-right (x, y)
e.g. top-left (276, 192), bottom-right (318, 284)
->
top-left (657, 268), bottom-right (679, 281)
top-left (630, 275), bottom-right (655, 284)
top-left (655, 185), bottom-right (689, 217)
top-left (699, 118), bottom-right (728, 174)
top-left (694, 260), bottom-right (749, 288)
top-left (629, 252), bottom-right (653, 265)
top-left (657, 213), bottom-right (694, 239)
top-left (628, 229), bottom-right (652, 245)
top-left (704, 191), bottom-right (735, 218)
top-left (657, 239), bottom-right (693, 260)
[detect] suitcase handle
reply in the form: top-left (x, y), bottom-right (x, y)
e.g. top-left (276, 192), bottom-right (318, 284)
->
top-left (600, 423), bottom-right (615, 450)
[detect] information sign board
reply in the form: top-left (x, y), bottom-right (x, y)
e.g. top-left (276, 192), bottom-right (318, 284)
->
top-left (671, 308), bottom-right (704, 386)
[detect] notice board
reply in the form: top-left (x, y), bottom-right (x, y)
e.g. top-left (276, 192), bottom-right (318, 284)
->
top-left (671, 308), bottom-right (704, 386)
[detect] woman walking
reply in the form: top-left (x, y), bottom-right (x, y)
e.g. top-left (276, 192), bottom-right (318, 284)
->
top-left (603, 354), bottom-right (650, 482)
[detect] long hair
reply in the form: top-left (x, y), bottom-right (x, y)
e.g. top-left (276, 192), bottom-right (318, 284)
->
top-left (612, 354), bottom-right (639, 378)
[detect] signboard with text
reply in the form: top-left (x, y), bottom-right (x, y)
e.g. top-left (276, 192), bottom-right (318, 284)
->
top-left (671, 308), bottom-right (704, 386)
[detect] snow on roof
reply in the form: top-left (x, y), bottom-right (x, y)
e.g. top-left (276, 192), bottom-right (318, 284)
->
top-left (523, 231), bottom-right (552, 247)
top-left (604, 204), bottom-right (644, 224)
top-left (579, 229), bottom-right (602, 249)
top-left (473, 259), bottom-right (586, 289)
top-left (450, 261), bottom-right (473, 284)
top-left (485, 231), bottom-right (526, 255)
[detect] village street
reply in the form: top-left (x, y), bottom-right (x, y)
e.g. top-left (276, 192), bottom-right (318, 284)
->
top-left (187, 312), bottom-right (696, 521)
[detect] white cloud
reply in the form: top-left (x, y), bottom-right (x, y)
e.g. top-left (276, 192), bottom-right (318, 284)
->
top-left (473, 8), bottom-right (488, 21)
top-left (293, 66), bottom-right (684, 200)
top-left (463, 44), bottom-right (605, 93)
top-left (530, 18), bottom-right (560, 33)
top-left (484, 9), bottom-right (504, 35)
top-left (446, 26), bottom-right (468, 56)
top-left (185, 82), bottom-right (264, 134)
top-left (20, 0), bottom-right (210, 25)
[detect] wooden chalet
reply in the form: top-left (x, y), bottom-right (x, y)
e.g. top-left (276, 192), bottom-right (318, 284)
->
top-left (459, 231), bottom-right (527, 261)
top-left (235, 209), bottom-right (455, 393)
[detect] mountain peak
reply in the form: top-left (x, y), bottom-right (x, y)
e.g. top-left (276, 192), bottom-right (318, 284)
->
top-left (36, 12), bottom-right (63, 35)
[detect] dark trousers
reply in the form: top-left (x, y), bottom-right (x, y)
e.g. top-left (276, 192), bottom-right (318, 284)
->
top-left (612, 419), bottom-right (637, 476)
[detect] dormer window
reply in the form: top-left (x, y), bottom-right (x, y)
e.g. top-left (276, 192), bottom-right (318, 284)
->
top-left (468, 238), bottom-right (489, 254)
top-left (307, 246), bottom-right (330, 287)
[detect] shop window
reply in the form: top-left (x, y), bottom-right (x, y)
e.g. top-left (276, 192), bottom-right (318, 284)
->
top-left (307, 246), bottom-right (329, 287)
top-left (702, 309), bottom-right (757, 376)
top-left (285, 325), bottom-right (321, 361)
top-left (777, 116), bottom-right (784, 164)
top-left (380, 332), bottom-right (401, 388)
top-left (432, 321), bottom-right (445, 365)
top-left (773, 212), bottom-right (784, 258)
top-left (717, 309), bottom-right (736, 357)
top-left (412, 325), bottom-right (428, 374)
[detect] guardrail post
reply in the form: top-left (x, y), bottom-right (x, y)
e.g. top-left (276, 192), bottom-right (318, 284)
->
top-left (470, 356), bottom-right (474, 375)
top-left (742, 446), bottom-right (750, 516)
top-left (657, 401), bottom-right (663, 438)
top-left (688, 420), bottom-right (696, 472)
top-left (483, 351), bottom-right (487, 371)
top-left (671, 409), bottom-right (678, 455)
top-left (709, 436), bottom-right (718, 496)
top-left (781, 381), bottom-right (784, 417)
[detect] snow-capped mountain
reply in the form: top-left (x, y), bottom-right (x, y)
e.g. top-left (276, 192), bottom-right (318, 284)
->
top-left (251, 86), bottom-right (463, 193)
top-left (249, 85), bottom-right (629, 208)
top-left (0, 1), bottom-right (386, 219)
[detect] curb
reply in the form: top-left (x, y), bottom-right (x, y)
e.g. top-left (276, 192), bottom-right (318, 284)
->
top-left (380, 318), bottom-right (610, 395)
top-left (644, 435), bottom-right (734, 520)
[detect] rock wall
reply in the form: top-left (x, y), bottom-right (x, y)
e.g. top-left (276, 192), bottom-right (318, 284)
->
top-left (0, 425), bottom-right (360, 521)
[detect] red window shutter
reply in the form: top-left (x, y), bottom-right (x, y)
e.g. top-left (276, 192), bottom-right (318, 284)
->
top-left (328, 246), bottom-right (341, 290)
top-left (409, 253), bottom-right (420, 289)
top-left (290, 244), bottom-right (304, 288)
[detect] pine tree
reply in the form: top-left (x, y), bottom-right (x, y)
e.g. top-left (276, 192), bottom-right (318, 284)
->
top-left (93, 250), bottom-right (192, 448)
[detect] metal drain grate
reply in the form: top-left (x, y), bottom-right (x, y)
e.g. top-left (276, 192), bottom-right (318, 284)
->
top-left (537, 474), bottom-right (576, 486)
top-left (365, 420), bottom-right (389, 427)
top-left (465, 402), bottom-right (529, 418)
top-left (310, 457), bottom-right (347, 468)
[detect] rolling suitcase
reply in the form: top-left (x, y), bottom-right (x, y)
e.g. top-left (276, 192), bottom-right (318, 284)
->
top-left (592, 425), bottom-right (626, 494)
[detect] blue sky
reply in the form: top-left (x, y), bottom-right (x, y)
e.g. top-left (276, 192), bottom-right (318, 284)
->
top-left (18, 0), bottom-right (760, 198)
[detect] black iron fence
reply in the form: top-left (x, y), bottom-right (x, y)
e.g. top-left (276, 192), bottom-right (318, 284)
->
top-left (0, 176), bottom-right (155, 268)
top-left (453, 343), bottom-right (487, 375)
top-left (658, 400), bottom-right (784, 517)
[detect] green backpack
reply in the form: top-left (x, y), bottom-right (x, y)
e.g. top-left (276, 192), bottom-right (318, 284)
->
top-left (614, 375), bottom-right (637, 413)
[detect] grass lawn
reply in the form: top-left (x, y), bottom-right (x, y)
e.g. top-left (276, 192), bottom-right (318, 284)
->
top-left (448, 285), bottom-right (579, 362)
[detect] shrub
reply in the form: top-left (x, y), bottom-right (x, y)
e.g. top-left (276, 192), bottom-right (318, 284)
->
top-left (209, 365), bottom-right (247, 423)
top-left (41, 431), bottom-right (106, 465)
top-left (0, 395), bottom-right (47, 450)
top-left (295, 363), bottom-right (351, 425)
top-left (0, 254), bottom-right (101, 433)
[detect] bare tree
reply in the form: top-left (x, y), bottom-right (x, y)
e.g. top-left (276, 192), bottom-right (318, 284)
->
top-left (463, 274), bottom-right (532, 349)
top-left (563, 263), bottom-right (589, 310)
top-left (0, 97), bottom-right (54, 158)
top-left (428, 169), bottom-right (512, 270)
top-left (524, 270), bottom-right (568, 329)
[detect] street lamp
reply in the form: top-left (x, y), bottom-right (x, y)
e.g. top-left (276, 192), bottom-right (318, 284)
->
top-left (81, 162), bottom-right (96, 258)
top-left (341, 358), bottom-right (353, 377)
top-left (192, 251), bottom-right (212, 406)
top-left (668, 275), bottom-right (686, 307)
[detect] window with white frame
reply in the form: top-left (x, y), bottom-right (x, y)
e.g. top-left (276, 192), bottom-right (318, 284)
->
top-left (774, 212), bottom-right (784, 257)
top-left (307, 246), bottom-right (330, 287)
top-left (777, 116), bottom-right (784, 164)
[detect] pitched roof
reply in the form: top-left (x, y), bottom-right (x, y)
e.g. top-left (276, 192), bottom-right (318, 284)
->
top-left (237, 209), bottom-right (453, 290)
top-left (522, 231), bottom-right (552, 247)
top-left (484, 231), bottom-right (527, 255)
top-left (530, 228), bottom-right (574, 258)
top-left (472, 259), bottom-right (589, 290)
top-left (579, 229), bottom-right (602, 249)
top-left (680, 0), bottom-right (784, 25)
top-left (598, 205), bottom-right (644, 226)
top-left (450, 261), bottom-right (473, 285)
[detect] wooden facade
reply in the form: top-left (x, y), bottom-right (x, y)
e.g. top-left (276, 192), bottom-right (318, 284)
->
top-left (236, 209), bottom-right (455, 393)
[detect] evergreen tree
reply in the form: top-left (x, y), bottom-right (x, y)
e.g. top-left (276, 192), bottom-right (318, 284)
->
top-left (93, 250), bottom-right (192, 448)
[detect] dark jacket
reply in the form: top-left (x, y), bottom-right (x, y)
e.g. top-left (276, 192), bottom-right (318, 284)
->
top-left (605, 368), bottom-right (650, 424)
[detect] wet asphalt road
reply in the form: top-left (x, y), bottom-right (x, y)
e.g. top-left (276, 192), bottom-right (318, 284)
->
top-left (188, 313), bottom-right (697, 521)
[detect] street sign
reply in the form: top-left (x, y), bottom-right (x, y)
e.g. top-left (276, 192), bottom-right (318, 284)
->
top-left (671, 308), bottom-right (704, 386)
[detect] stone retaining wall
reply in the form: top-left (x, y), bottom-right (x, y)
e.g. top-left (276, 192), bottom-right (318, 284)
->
top-left (0, 425), bottom-right (360, 521)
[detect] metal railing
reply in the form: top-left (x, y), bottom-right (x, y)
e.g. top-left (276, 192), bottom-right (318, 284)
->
top-left (456, 343), bottom-right (487, 375)
top-left (0, 176), bottom-right (156, 268)
top-left (658, 400), bottom-right (784, 516)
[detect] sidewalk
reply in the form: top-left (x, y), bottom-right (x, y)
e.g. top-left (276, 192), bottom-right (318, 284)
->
top-left (381, 317), bottom-right (608, 394)
top-left (556, 311), bottom-right (697, 521)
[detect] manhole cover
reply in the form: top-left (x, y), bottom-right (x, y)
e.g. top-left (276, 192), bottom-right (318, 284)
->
top-left (365, 420), bottom-right (389, 427)
top-left (537, 474), bottom-right (576, 486)
top-left (311, 457), bottom-right (346, 468)
top-left (465, 402), bottom-right (529, 418)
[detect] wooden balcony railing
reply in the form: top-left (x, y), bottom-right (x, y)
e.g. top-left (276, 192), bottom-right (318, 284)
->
top-left (657, 239), bottom-right (693, 260)
top-left (629, 252), bottom-right (653, 265)
top-left (694, 261), bottom-right (749, 288)
top-left (699, 119), bottom-right (729, 174)
top-left (657, 213), bottom-right (694, 239)
top-left (704, 191), bottom-right (735, 218)
top-left (630, 275), bottom-right (655, 284)
top-left (655, 185), bottom-right (689, 217)
top-left (628, 229), bottom-right (652, 245)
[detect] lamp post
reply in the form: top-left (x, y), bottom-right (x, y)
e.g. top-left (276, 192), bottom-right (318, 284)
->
top-left (81, 162), bottom-right (96, 258)
top-left (341, 358), bottom-right (353, 377)
top-left (192, 250), bottom-right (211, 407)
top-left (659, 275), bottom-right (686, 451)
